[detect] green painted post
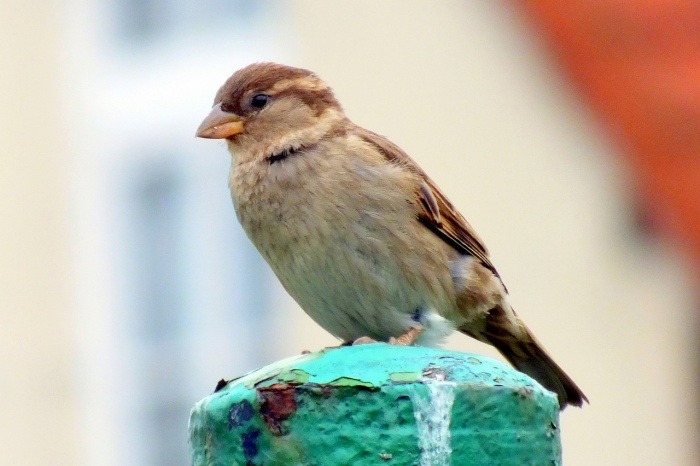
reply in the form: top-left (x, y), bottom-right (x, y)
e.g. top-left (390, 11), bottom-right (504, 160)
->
top-left (189, 344), bottom-right (561, 465)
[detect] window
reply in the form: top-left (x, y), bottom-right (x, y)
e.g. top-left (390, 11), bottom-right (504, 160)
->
top-left (73, 2), bottom-right (290, 464)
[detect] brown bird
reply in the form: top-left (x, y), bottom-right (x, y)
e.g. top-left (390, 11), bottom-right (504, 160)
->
top-left (196, 62), bottom-right (587, 409)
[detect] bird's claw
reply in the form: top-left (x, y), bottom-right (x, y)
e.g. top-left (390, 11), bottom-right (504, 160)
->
top-left (389, 326), bottom-right (424, 346)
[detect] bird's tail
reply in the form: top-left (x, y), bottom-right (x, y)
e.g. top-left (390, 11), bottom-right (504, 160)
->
top-left (472, 305), bottom-right (588, 409)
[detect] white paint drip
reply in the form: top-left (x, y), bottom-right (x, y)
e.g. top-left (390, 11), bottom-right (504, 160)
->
top-left (411, 378), bottom-right (456, 466)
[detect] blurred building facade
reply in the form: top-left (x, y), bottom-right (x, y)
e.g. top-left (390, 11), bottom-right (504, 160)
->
top-left (0, 1), bottom-right (696, 465)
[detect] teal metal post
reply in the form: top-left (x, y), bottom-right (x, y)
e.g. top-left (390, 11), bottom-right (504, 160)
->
top-left (189, 344), bottom-right (561, 465)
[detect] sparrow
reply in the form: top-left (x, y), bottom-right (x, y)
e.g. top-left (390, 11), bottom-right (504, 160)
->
top-left (196, 62), bottom-right (587, 409)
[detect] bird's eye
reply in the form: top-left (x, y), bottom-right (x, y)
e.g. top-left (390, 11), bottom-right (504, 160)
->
top-left (250, 94), bottom-right (269, 109)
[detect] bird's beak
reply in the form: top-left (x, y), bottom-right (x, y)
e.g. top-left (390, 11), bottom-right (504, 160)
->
top-left (195, 103), bottom-right (245, 139)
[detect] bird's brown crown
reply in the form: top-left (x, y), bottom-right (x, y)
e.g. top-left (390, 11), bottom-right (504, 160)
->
top-left (214, 62), bottom-right (342, 117)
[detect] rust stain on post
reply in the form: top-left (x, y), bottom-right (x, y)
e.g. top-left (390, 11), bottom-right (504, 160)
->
top-left (257, 383), bottom-right (297, 436)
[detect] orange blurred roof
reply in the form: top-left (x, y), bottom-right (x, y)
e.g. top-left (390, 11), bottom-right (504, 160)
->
top-left (520, 0), bottom-right (700, 275)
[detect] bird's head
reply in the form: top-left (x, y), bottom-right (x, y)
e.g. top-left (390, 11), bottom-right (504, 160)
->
top-left (196, 62), bottom-right (345, 161)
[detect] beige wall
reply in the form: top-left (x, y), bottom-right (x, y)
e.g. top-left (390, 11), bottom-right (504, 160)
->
top-left (0, 1), bottom-right (80, 465)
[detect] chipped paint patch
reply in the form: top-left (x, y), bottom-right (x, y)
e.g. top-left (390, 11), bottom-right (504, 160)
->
top-left (277, 368), bottom-right (311, 384)
top-left (241, 428), bottom-right (261, 462)
top-left (257, 383), bottom-right (297, 436)
top-left (242, 352), bottom-right (321, 389)
top-left (327, 376), bottom-right (375, 388)
top-left (390, 371), bottom-right (422, 383)
top-left (228, 399), bottom-right (254, 430)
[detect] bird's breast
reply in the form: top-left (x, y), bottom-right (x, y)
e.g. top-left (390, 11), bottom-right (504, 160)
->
top-left (228, 143), bottom-right (457, 341)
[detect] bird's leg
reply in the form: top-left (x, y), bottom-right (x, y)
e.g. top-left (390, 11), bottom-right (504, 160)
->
top-left (389, 326), bottom-right (423, 346)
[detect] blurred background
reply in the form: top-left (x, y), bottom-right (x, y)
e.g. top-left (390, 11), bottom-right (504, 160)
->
top-left (1, 1), bottom-right (698, 465)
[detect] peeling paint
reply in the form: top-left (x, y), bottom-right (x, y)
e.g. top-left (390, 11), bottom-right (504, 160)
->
top-left (327, 376), bottom-right (376, 388)
top-left (389, 371), bottom-right (422, 383)
top-left (241, 428), bottom-right (261, 462)
top-left (228, 399), bottom-right (255, 431)
top-left (242, 352), bottom-right (321, 389)
top-left (277, 368), bottom-right (312, 384)
top-left (422, 365), bottom-right (447, 381)
top-left (257, 383), bottom-right (297, 436)
top-left (213, 379), bottom-right (229, 393)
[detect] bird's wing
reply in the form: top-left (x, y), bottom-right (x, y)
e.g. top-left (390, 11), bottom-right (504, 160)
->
top-left (356, 127), bottom-right (499, 276)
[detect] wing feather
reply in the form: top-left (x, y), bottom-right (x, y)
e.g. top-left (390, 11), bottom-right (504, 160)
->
top-left (355, 127), bottom-right (499, 276)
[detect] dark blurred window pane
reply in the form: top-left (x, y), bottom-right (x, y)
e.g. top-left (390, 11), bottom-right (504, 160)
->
top-left (115, 0), bottom-right (261, 44)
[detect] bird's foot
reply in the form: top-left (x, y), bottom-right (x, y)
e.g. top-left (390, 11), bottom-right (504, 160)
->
top-left (351, 336), bottom-right (378, 345)
top-left (389, 326), bottom-right (424, 346)
top-left (326, 338), bottom-right (376, 349)
top-left (341, 327), bottom-right (424, 347)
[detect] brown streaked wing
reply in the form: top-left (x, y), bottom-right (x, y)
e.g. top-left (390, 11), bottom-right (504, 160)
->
top-left (355, 127), bottom-right (498, 275)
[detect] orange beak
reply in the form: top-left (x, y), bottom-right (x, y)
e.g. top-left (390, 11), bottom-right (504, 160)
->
top-left (195, 103), bottom-right (245, 139)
